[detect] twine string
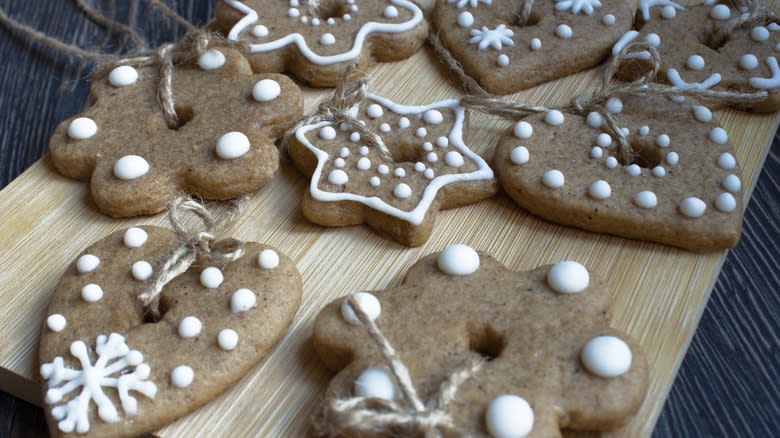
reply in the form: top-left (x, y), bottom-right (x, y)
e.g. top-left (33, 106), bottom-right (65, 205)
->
top-left (516, 0), bottom-right (536, 26)
top-left (712, 0), bottom-right (778, 46)
top-left (75, 0), bottom-right (148, 50)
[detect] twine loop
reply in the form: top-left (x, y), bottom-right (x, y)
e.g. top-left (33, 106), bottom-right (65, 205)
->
top-left (712, 0), bottom-right (778, 46)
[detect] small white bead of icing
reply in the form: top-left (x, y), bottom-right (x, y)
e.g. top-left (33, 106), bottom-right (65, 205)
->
top-left (339, 147), bottom-right (350, 158)
top-left (320, 126), bottom-right (337, 140)
top-left (709, 127), bottom-right (728, 144)
top-left (218, 329), bottom-right (239, 350)
top-left (113, 155), bottom-right (150, 180)
top-left (634, 191), bottom-right (657, 209)
top-left (666, 151), bottom-right (679, 166)
top-left (414, 162), bottom-right (425, 172)
top-left (366, 104), bottom-right (383, 119)
top-left (377, 164), bottom-right (389, 174)
top-left (341, 291), bottom-right (381, 324)
top-left (216, 132), bottom-right (251, 160)
top-left (258, 249), bottom-right (279, 269)
top-left (108, 65), bottom-right (138, 87)
top-left (620, 127), bottom-right (629, 137)
top-left (171, 365), bottom-right (194, 388)
top-left (370, 176), bottom-right (381, 187)
top-left (198, 49), bottom-right (226, 70)
top-left (605, 156), bottom-right (618, 169)
top-left (605, 97), bottom-right (622, 114)
top-left (47, 314), bottom-right (67, 332)
top-left (131, 261), bottom-right (153, 281)
top-left (445, 151), bottom-right (464, 168)
top-left (457, 11), bottom-right (474, 27)
top-left (692, 105), bottom-right (713, 123)
top-left (251, 25), bottom-right (269, 37)
top-left (383, 5), bottom-right (398, 18)
top-left (231, 288), bottom-right (257, 313)
top-left (687, 55), bottom-right (705, 71)
top-left (123, 227), bottom-right (148, 248)
top-left (639, 125), bottom-right (650, 136)
top-left (530, 38), bottom-right (541, 50)
top-left (717, 152), bottom-right (737, 169)
top-left (581, 336), bottom-right (632, 378)
top-left (416, 127), bottom-right (427, 138)
top-left (710, 4), bottom-right (730, 20)
top-left (547, 261), bottom-right (589, 294)
top-left (556, 24), bottom-right (573, 39)
top-left (200, 266), bottom-right (224, 289)
top-left (662, 5), bottom-right (677, 18)
top-left (596, 133), bottom-right (612, 148)
top-left (511, 146), bottom-right (530, 165)
top-left (542, 169), bottom-right (564, 188)
top-left (514, 121), bottom-right (533, 139)
top-left (320, 33), bottom-right (336, 45)
top-left (626, 164), bottom-right (641, 176)
top-left (252, 79), bottom-right (281, 102)
top-left (350, 133), bottom-right (361, 143)
top-left (485, 394), bottom-right (534, 438)
top-left (354, 367), bottom-right (396, 400)
top-left (393, 183), bottom-right (412, 199)
top-left (178, 316), bottom-right (202, 338)
top-left (645, 33), bottom-right (661, 47)
top-left (652, 166), bottom-right (666, 177)
top-left (751, 26), bottom-right (770, 41)
top-left (435, 243), bottom-right (482, 278)
top-left (343, 14), bottom-right (352, 21)
top-left (81, 284), bottom-right (103, 302)
top-left (399, 117), bottom-right (410, 129)
top-left (424, 110), bottom-right (444, 125)
top-left (497, 54), bottom-right (510, 66)
top-left (423, 142), bottom-right (434, 152)
top-left (740, 54), bottom-right (759, 70)
top-left (380, 123), bottom-right (391, 132)
top-left (67, 117), bottom-right (98, 140)
top-left (586, 112), bottom-right (603, 128)
top-left (722, 174), bottom-right (742, 192)
top-left (288, 7), bottom-right (300, 17)
top-left (76, 254), bottom-right (100, 273)
top-left (603, 14), bottom-right (616, 25)
top-left (328, 169), bottom-right (349, 185)
top-left (327, 17), bottom-right (336, 25)
top-left (437, 136), bottom-right (449, 148)
top-left (394, 167), bottom-right (406, 177)
top-left (334, 158), bottom-right (346, 168)
top-left (680, 197), bottom-right (707, 218)
top-left (544, 110), bottom-right (564, 126)
top-left (427, 151), bottom-right (438, 162)
top-left (357, 157), bottom-right (371, 170)
top-left (588, 180), bottom-right (611, 200)
top-left (716, 193), bottom-right (737, 212)
top-left (590, 147), bottom-right (603, 159)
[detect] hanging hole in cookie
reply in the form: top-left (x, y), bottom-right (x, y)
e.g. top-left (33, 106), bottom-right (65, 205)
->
top-left (312, 0), bottom-right (350, 20)
top-left (468, 323), bottom-right (505, 361)
top-left (511, 10), bottom-right (541, 27)
top-left (618, 137), bottom-right (665, 168)
top-left (171, 105), bottom-right (194, 130)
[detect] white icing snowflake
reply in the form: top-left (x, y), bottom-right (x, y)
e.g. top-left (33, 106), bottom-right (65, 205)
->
top-left (555, 0), bottom-right (602, 16)
top-left (637, 0), bottom-right (685, 21)
top-left (469, 25), bottom-right (515, 51)
top-left (666, 69), bottom-right (721, 101)
top-left (448, 0), bottom-right (492, 7)
top-left (749, 56), bottom-right (780, 89)
top-left (41, 333), bottom-right (157, 434)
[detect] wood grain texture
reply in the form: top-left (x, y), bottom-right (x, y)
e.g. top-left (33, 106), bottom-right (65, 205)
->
top-left (0, 1), bottom-right (777, 437)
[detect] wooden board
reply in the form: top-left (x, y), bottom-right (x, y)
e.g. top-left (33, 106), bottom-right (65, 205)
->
top-left (0, 30), bottom-right (778, 438)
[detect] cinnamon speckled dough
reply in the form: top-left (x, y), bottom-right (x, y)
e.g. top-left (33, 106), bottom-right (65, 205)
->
top-left (287, 94), bottom-right (497, 247)
top-left (614, 2), bottom-right (780, 112)
top-left (213, 0), bottom-right (428, 87)
top-left (39, 227), bottom-right (302, 437)
top-left (494, 93), bottom-right (744, 251)
top-left (431, 0), bottom-right (633, 94)
top-left (313, 249), bottom-right (648, 436)
top-left (49, 48), bottom-right (303, 218)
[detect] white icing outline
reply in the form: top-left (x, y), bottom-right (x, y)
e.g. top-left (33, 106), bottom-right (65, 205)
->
top-left (225, 0), bottom-right (423, 65)
top-left (295, 94), bottom-right (494, 225)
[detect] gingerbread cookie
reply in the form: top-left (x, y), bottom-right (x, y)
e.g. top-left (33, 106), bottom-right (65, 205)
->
top-left (39, 226), bottom-right (302, 436)
top-left (313, 245), bottom-right (648, 436)
top-left (613, 0), bottom-right (780, 112)
top-left (49, 47), bottom-right (303, 217)
top-left (492, 92), bottom-right (744, 251)
top-left (288, 93), bottom-right (498, 247)
top-left (430, 0), bottom-right (633, 94)
top-left (213, 0), bottom-right (428, 87)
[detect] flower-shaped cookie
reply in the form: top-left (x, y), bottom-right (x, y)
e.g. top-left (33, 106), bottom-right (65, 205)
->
top-left (431, 0), bottom-right (633, 94)
top-left (313, 245), bottom-right (649, 436)
top-left (214, 0), bottom-right (428, 87)
top-left (40, 226), bottom-right (302, 436)
top-left (49, 48), bottom-right (303, 217)
top-left (288, 94), bottom-right (497, 246)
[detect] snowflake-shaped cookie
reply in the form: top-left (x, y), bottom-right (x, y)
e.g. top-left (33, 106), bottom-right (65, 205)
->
top-left (288, 94), bottom-right (497, 246)
top-left (40, 226), bottom-right (302, 436)
top-left (313, 246), bottom-right (648, 436)
top-left (49, 48), bottom-right (303, 218)
top-left (214, 0), bottom-right (428, 86)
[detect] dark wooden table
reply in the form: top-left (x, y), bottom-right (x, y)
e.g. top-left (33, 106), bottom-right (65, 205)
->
top-left (1, 2), bottom-right (777, 437)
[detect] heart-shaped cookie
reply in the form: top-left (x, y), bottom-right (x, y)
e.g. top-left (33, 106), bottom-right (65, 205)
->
top-left (431, 0), bottom-right (633, 94)
top-left (493, 93), bottom-right (743, 251)
top-left (313, 245), bottom-right (648, 436)
top-left (39, 226), bottom-right (302, 436)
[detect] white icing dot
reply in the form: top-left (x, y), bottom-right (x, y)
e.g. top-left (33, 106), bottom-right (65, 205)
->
top-left (416, 127), bottom-right (428, 138)
top-left (423, 142), bottom-right (434, 152)
top-left (486, 395), bottom-right (534, 438)
top-left (366, 104), bottom-right (383, 119)
top-left (680, 197), bottom-right (707, 218)
top-left (320, 126), bottom-right (337, 140)
top-left (711, 4), bottom-right (731, 20)
top-left (258, 249), bottom-right (279, 269)
top-left (341, 291), bottom-right (381, 324)
top-left (357, 157), bottom-right (371, 170)
top-left (605, 97), bottom-right (623, 114)
top-left (437, 137), bottom-right (449, 148)
top-left (716, 192), bottom-right (737, 212)
top-left (586, 112), bottom-right (602, 128)
top-left (687, 55), bottom-right (705, 71)
top-left (588, 180), bottom-right (611, 200)
top-left (740, 54), bottom-right (759, 70)
top-left (383, 5), bottom-right (398, 18)
top-left (639, 125), bottom-right (650, 136)
top-left (47, 314), bottom-right (67, 332)
top-left (216, 132), bottom-right (251, 160)
top-left (320, 33), bottom-right (336, 45)
top-left (511, 146), bottom-right (530, 165)
top-left (590, 147), bottom-right (603, 159)
top-left (605, 156), bottom-right (618, 168)
top-left (423, 109), bottom-right (444, 125)
top-left (350, 132), bottom-right (361, 143)
top-left (113, 155), bottom-right (150, 180)
top-left (444, 151), bottom-right (464, 168)
top-left (131, 261), bottom-right (153, 281)
top-left (379, 123), bottom-right (391, 132)
top-left (722, 174), bottom-right (742, 192)
top-left (394, 167), bottom-right (406, 177)
top-left (414, 162), bottom-right (425, 172)
top-left (437, 244), bottom-right (480, 276)
top-left (378, 164), bottom-right (389, 174)
top-left (547, 261), bottom-right (589, 293)
top-left (544, 110), bottom-right (564, 126)
top-left (709, 127), bottom-right (728, 144)
top-left (334, 158), bottom-right (346, 168)
top-left (596, 133), bottom-right (612, 148)
top-left (288, 7), bottom-right (300, 17)
top-left (652, 166), bottom-right (667, 177)
top-left (634, 191), bottom-right (658, 208)
top-left (354, 367), bottom-right (396, 400)
top-left (327, 17), bottom-right (336, 25)
top-left (751, 26), bottom-right (770, 41)
top-left (717, 152), bottom-right (737, 169)
top-left (626, 164), bottom-right (641, 176)
top-left (252, 79), bottom-right (281, 102)
top-left (231, 288), bottom-right (257, 313)
top-left (339, 147), bottom-right (350, 158)
top-left (198, 49), bottom-right (226, 70)
top-left (542, 169), bottom-right (564, 188)
top-left (497, 54), bottom-right (510, 67)
top-left (662, 5), bottom-right (677, 18)
top-left (692, 105), bottom-right (713, 123)
top-left (603, 14), bottom-right (616, 25)
top-left (620, 127), bottom-right (629, 137)
top-left (399, 117), bottom-right (411, 129)
top-left (393, 183), bottom-right (412, 199)
top-left (251, 25), bottom-right (269, 37)
top-left (68, 117), bottom-right (98, 140)
top-left (200, 266), bottom-right (224, 289)
top-left (171, 365), bottom-right (194, 388)
top-left (108, 66), bottom-right (138, 87)
top-left (76, 254), bottom-right (100, 273)
top-left (343, 14), bottom-right (351, 21)
top-left (581, 336), bottom-right (632, 378)
top-left (328, 169), bottom-right (349, 185)
top-left (218, 329), bottom-right (239, 350)
top-left (81, 284), bottom-right (103, 302)
top-left (666, 151), bottom-right (680, 166)
top-left (556, 24), bottom-right (573, 39)
top-left (530, 38), bottom-right (542, 50)
top-left (457, 11), bottom-right (474, 27)
top-left (645, 33), bottom-right (661, 47)
top-left (369, 176), bottom-right (381, 187)
top-left (178, 316), bottom-right (202, 338)
top-left (514, 121), bottom-right (533, 139)
top-left (123, 227), bottom-right (148, 248)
